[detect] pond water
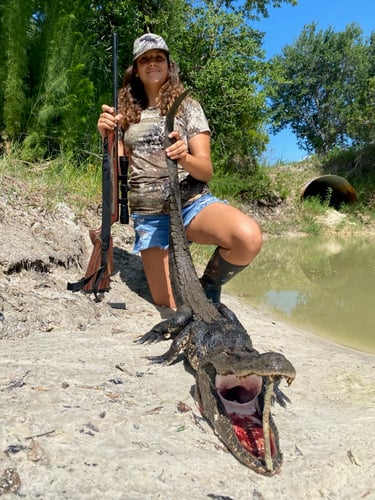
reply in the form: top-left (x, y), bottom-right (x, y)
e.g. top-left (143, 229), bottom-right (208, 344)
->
top-left (225, 235), bottom-right (375, 354)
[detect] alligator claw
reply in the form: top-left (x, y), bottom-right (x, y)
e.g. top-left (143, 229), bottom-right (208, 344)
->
top-left (146, 354), bottom-right (168, 364)
top-left (136, 330), bottom-right (164, 344)
top-left (135, 306), bottom-right (193, 345)
top-left (135, 319), bottom-right (172, 344)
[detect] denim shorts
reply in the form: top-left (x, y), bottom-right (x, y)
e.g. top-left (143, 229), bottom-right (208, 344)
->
top-left (131, 193), bottom-right (226, 253)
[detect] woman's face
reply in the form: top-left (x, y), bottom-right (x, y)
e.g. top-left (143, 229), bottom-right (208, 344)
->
top-left (135, 49), bottom-right (169, 92)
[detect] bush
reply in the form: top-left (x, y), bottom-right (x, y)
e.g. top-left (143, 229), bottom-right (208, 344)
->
top-left (210, 165), bottom-right (273, 203)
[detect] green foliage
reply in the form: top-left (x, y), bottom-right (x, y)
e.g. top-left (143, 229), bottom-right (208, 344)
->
top-left (299, 196), bottom-right (330, 234)
top-left (2, 0), bottom-right (375, 239)
top-left (22, 1), bottom-right (97, 159)
top-left (210, 165), bottom-right (273, 203)
top-left (303, 190), bottom-right (333, 212)
top-left (267, 23), bottom-right (373, 155)
top-left (175, 1), bottom-right (269, 168)
top-left (1, 0), bottom-right (34, 139)
top-left (322, 144), bottom-right (375, 194)
top-left (227, 0), bottom-right (297, 19)
top-left (347, 32), bottom-right (375, 145)
top-left (348, 74), bottom-right (375, 145)
top-left (0, 0), bottom-right (284, 165)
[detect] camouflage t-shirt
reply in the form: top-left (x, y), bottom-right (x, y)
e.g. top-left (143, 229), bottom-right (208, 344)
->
top-left (123, 97), bottom-right (210, 215)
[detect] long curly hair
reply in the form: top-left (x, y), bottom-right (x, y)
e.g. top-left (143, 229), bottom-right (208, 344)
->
top-left (118, 57), bottom-right (185, 131)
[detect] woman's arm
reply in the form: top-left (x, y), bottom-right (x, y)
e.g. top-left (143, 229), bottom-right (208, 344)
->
top-left (166, 131), bottom-right (213, 183)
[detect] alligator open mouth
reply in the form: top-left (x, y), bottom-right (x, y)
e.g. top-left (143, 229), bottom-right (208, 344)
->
top-left (216, 373), bottom-right (277, 472)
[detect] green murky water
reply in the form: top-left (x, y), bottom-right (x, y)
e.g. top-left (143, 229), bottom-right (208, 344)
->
top-left (225, 236), bottom-right (375, 354)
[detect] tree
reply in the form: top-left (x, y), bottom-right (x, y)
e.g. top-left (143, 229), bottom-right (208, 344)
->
top-left (170, 1), bottom-right (269, 169)
top-left (1, 0), bottom-right (34, 139)
top-left (347, 32), bottom-right (375, 145)
top-left (169, 0), bottom-right (297, 168)
top-left (244, 0), bottom-right (297, 18)
top-left (22, 0), bottom-right (98, 158)
top-left (0, 0), bottom-right (297, 164)
top-left (267, 23), bottom-right (372, 155)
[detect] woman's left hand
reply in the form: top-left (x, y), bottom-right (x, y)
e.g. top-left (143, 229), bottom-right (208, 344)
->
top-left (165, 131), bottom-right (213, 182)
top-left (166, 131), bottom-right (188, 162)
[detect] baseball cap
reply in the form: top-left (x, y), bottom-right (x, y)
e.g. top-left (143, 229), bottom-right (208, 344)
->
top-left (132, 33), bottom-right (169, 61)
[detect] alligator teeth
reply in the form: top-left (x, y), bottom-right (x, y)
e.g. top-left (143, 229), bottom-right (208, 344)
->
top-left (263, 378), bottom-right (274, 473)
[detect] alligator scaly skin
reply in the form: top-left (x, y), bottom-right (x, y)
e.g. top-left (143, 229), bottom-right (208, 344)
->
top-left (137, 92), bottom-right (296, 475)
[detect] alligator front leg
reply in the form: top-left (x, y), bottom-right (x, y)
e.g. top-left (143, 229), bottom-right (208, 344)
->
top-left (135, 305), bottom-right (193, 344)
top-left (147, 323), bottom-right (193, 365)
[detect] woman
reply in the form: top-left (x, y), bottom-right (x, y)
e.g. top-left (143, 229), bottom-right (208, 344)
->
top-left (97, 33), bottom-right (262, 309)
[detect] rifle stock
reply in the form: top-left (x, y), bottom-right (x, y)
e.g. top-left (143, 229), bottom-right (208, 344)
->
top-left (81, 227), bottom-right (114, 293)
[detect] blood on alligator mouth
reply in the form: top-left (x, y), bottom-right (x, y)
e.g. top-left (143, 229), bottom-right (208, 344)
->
top-left (215, 373), bottom-right (276, 459)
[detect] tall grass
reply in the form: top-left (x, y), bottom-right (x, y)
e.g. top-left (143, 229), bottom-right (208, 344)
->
top-left (0, 147), bottom-right (101, 213)
top-left (1, 142), bottom-right (375, 236)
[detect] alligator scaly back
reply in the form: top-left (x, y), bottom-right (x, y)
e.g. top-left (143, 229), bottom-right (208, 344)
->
top-left (163, 91), bottom-right (220, 323)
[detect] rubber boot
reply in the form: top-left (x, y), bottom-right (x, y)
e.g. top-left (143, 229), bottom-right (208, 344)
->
top-left (200, 247), bottom-right (247, 303)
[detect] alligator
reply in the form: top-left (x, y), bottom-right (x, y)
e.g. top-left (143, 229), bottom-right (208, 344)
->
top-left (136, 92), bottom-right (296, 476)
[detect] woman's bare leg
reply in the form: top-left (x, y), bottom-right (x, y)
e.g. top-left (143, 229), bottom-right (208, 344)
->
top-left (186, 202), bottom-right (262, 302)
top-left (140, 203), bottom-right (261, 308)
top-left (140, 247), bottom-right (176, 309)
top-left (186, 202), bottom-right (262, 265)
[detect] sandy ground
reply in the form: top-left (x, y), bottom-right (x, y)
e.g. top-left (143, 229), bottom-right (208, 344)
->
top-left (0, 198), bottom-right (374, 500)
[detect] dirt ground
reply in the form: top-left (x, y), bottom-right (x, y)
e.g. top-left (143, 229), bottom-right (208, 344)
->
top-left (0, 186), bottom-right (374, 500)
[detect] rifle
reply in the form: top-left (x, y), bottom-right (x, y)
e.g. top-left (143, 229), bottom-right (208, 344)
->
top-left (67, 32), bottom-right (129, 300)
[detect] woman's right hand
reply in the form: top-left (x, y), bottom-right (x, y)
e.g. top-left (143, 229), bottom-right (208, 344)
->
top-left (97, 104), bottom-right (123, 139)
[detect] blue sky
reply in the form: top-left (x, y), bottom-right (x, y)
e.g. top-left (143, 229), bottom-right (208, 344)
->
top-left (255, 0), bottom-right (375, 163)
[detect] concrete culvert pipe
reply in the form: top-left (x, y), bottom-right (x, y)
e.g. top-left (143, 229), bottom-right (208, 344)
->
top-left (300, 175), bottom-right (357, 209)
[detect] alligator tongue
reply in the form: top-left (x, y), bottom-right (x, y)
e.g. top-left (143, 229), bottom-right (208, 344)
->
top-left (229, 414), bottom-right (275, 458)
